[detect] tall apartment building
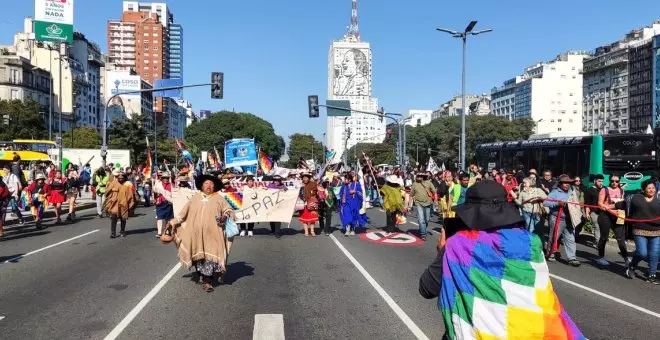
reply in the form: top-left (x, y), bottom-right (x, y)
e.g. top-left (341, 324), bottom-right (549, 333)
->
top-left (108, 2), bottom-right (185, 136)
top-left (169, 23), bottom-right (183, 81)
top-left (513, 51), bottom-right (588, 135)
top-left (582, 22), bottom-right (660, 135)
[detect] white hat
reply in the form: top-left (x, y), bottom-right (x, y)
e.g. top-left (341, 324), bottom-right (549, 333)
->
top-left (222, 178), bottom-right (230, 184)
top-left (112, 169), bottom-right (121, 177)
top-left (386, 175), bottom-right (399, 184)
top-left (35, 173), bottom-right (46, 180)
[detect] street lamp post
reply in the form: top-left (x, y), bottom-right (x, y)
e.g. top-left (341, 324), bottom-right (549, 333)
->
top-left (437, 21), bottom-right (492, 171)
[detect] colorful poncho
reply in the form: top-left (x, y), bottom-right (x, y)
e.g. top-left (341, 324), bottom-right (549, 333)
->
top-left (439, 227), bottom-right (585, 340)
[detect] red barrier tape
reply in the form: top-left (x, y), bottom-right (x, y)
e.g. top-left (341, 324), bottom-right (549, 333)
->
top-left (537, 197), bottom-right (660, 254)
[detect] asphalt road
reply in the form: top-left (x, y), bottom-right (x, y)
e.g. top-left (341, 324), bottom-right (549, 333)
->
top-left (0, 205), bottom-right (658, 339)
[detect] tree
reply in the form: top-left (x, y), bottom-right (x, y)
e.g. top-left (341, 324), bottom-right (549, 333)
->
top-left (184, 111), bottom-right (286, 161)
top-left (62, 126), bottom-right (101, 148)
top-left (346, 142), bottom-right (397, 166)
top-left (0, 99), bottom-right (47, 141)
top-left (285, 133), bottom-right (324, 168)
top-left (108, 114), bottom-right (148, 166)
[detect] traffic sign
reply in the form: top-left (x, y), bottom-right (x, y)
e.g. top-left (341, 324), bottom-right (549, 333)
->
top-left (358, 230), bottom-right (424, 246)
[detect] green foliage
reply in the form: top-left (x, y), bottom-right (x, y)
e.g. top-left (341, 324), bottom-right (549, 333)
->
top-left (0, 99), bottom-right (47, 141)
top-left (285, 133), bottom-right (324, 167)
top-left (362, 115), bottom-right (534, 167)
top-left (62, 126), bottom-right (101, 148)
top-left (108, 114), bottom-right (147, 166)
top-left (184, 111), bottom-right (285, 161)
top-left (346, 142), bottom-right (397, 166)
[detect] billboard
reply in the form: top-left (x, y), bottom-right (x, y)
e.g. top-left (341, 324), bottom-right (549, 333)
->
top-left (105, 71), bottom-right (142, 118)
top-left (35, 0), bottom-right (74, 44)
top-left (153, 78), bottom-right (183, 98)
top-left (331, 45), bottom-right (372, 97)
top-left (224, 138), bottom-right (257, 168)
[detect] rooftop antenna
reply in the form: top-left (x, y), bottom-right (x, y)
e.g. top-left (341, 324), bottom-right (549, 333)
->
top-left (345, 0), bottom-right (360, 41)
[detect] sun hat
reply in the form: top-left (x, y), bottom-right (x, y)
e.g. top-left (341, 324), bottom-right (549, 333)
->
top-left (195, 174), bottom-right (223, 192)
top-left (452, 180), bottom-right (523, 230)
top-left (386, 175), bottom-right (399, 184)
top-left (301, 172), bottom-right (313, 179)
top-left (557, 174), bottom-right (574, 184)
top-left (35, 173), bottom-right (46, 180)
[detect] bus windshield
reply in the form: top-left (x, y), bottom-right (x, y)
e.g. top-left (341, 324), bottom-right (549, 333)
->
top-left (13, 141), bottom-right (57, 153)
top-left (603, 135), bottom-right (654, 158)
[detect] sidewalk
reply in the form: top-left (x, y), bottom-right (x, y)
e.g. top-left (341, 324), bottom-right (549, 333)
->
top-left (3, 191), bottom-right (97, 226)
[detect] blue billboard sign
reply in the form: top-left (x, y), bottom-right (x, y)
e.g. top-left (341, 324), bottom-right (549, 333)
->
top-left (224, 138), bottom-right (257, 168)
top-left (153, 78), bottom-right (183, 98)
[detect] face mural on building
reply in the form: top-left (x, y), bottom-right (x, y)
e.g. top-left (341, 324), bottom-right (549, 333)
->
top-left (333, 48), bottom-right (370, 96)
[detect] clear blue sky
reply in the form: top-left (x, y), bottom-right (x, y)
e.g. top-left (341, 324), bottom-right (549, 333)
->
top-left (3, 0), bottom-right (660, 142)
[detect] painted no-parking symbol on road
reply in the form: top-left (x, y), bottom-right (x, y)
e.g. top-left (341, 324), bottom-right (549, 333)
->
top-left (358, 230), bottom-right (424, 247)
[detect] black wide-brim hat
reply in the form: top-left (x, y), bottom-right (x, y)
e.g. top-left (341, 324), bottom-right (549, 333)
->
top-left (452, 180), bottom-right (523, 230)
top-left (195, 174), bottom-right (223, 192)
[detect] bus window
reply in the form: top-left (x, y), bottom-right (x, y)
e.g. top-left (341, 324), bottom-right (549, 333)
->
top-left (604, 136), bottom-right (654, 157)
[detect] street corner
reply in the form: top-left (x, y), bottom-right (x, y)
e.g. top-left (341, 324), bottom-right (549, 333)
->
top-left (358, 229), bottom-right (424, 247)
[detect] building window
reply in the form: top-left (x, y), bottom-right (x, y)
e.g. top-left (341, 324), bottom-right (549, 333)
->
top-left (569, 92), bottom-right (574, 96)
top-left (154, 46), bottom-right (158, 50)
top-left (153, 66), bottom-right (158, 70)
top-left (153, 33), bottom-right (159, 37)
top-left (144, 33), bottom-right (149, 36)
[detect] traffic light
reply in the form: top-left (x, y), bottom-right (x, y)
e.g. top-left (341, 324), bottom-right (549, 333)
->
top-left (211, 72), bottom-right (224, 99)
top-left (308, 95), bottom-right (319, 118)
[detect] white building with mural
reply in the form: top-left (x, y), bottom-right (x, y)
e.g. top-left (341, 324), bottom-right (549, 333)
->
top-left (326, 0), bottom-right (384, 160)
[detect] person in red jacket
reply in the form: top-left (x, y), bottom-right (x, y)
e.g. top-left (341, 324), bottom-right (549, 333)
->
top-left (502, 170), bottom-right (519, 202)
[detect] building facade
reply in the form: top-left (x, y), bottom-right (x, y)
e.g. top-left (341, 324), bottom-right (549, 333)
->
top-left (583, 22), bottom-right (660, 135)
top-left (628, 39), bottom-right (653, 132)
top-left (3, 17), bottom-right (104, 132)
top-left (654, 35), bottom-right (660, 128)
top-left (0, 54), bottom-right (51, 124)
top-left (169, 23), bottom-right (183, 81)
top-left (326, 0), bottom-right (384, 158)
top-left (512, 52), bottom-right (587, 134)
top-left (490, 77), bottom-right (520, 121)
top-left (104, 70), bottom-right (153, 130)
top-left (431, 94), bottom-right (488, 119)
top-left (405, 109), bottom-right (433, 127)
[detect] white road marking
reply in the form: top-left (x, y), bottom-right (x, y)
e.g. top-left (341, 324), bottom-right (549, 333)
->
top-left (104, 263), bottom-right (182, 340)
top-left (549, 273), bottom-right (660, 319)
top-left (409, 221), bottom-right (419, 226)
top-left (253, 314), bottom-right (285, 340)
top-left (2, 230), bottom-right (100, 264)
top-left (378, 208), bottom-right (385, 212)
top-left (329, 235), bottom-right (430, 340)
top-left (0, 316), bottom-right (5, 321)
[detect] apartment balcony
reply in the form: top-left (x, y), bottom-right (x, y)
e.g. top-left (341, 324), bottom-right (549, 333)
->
top-left (73, 73), bottom-right (91, 87)
top-left (88, 53), bottom-right (104, 67)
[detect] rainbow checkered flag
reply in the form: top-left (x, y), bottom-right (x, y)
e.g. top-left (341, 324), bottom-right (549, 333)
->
top-left (439, 228), bottom-right (585, 339)
top-left (258, 150), bottom-right (273, 175)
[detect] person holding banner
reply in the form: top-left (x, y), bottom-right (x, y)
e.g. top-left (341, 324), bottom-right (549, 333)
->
top-left (267, 175), bottom-right (288, 238)
top-left (169, 174), bottom-right (235, 293)
top-left (240, 175), bottom-right (258, 237)
top-left (299, 172), bottom-right (319, 237)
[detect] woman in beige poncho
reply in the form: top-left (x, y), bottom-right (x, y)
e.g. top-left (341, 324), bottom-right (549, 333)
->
top-left (169, 174), bottom-right (235, 292)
